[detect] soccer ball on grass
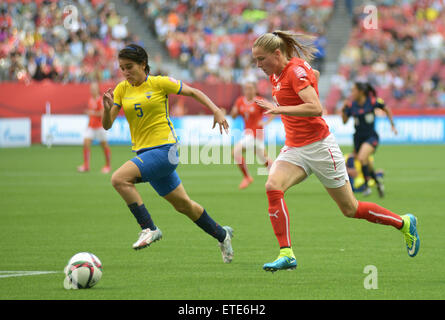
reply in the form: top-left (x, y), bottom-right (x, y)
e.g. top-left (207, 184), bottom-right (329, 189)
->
top-left (63, 252), bottom-right (102, 289)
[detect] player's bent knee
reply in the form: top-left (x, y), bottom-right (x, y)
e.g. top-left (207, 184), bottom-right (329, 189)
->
top-left (111, 172), bottom-right (130, 191)
top-left (110, 173), bottom-right (120, 189)
top-left (357, 155), bottom-right (368, 164)
top-left (265, 179), bottom-right (283, 192)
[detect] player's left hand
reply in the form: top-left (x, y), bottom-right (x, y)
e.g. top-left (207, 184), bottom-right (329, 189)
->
top-left (212, 109), bottom-right (229, 134)
top-left (255, 99), bottom-right (278, 115)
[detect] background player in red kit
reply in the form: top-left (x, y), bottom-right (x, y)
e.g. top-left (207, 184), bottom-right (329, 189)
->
top-left (230, 81), bottom-right (274, 189)
top-left (77, 81), bottom-right (111, 173)
top-left (252, 30), bottom-right (420, 272)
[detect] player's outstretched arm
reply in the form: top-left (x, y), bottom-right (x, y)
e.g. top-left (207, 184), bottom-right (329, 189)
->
top-left (102, 88), bottom-right (120, 130)
top-left (229, 105), bottom-right (238, 118)
top-left (179, 83), bottom-right (229, 134)
top-left (341, 101), bottom-right (350, 124)
top-left (255, 86), bottom-right (323, 117)
top-left (382, 105), bottom-right (398, 135)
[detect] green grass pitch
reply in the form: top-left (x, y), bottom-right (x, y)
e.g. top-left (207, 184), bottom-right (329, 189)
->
top-left (0, 144), bottom-right (444, 300)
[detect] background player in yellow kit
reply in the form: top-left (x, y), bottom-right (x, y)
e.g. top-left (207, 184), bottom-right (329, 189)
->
top-left (102, 44), bottom-right (234, 263)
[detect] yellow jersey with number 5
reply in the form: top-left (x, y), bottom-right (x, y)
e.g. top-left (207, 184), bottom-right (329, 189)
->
top-left (113, 75), bottom-right (182, 152)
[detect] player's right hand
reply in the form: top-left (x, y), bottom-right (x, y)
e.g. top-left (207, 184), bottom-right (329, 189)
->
top-left (103, 88), bottom-right (114, 112)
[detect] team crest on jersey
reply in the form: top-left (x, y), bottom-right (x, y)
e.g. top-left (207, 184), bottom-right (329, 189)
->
top-left (145, 91), bottom-right (152, 99)
top-left (274, 82), bottom-right (281, 91)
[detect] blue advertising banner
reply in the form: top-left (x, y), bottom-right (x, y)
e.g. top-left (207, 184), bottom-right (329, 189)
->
top-left (40, 115), bottom-right (445, 146)
top-left (0, 118), bottom-right (31, 147)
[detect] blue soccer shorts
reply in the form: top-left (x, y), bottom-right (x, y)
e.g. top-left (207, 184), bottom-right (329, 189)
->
top-left (131, 144), bottom-right (181, 196)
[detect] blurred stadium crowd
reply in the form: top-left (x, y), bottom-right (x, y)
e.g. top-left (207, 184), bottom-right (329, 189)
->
top-left (127, 0), bottom-right (332, 84)
top-left (0, 0), bottom-right (134, 83)
top-left (0, 0), bottom-right (331, 85)
top-left (327, 0), bottom-right (445, 111)
top-left (1, 0), bottom-right (444, 111)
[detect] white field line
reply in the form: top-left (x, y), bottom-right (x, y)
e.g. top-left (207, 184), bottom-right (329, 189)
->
top-left (0, 271), bottom-right (61, 278)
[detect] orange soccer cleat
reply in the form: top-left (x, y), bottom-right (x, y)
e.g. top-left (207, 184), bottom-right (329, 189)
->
top-left (101, 165), bottom-right (111, 174)
top-left (239, 176), bottom-right (254, 189)
top-left (77, 164), bottom-right (90, 172)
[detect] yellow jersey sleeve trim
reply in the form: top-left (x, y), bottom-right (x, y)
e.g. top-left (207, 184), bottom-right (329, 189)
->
top-left (113, 81), bottom-right (126, 108)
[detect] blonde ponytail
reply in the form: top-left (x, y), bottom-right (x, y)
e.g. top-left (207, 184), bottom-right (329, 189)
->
top-left (253, 30), bottom-right (318, 62)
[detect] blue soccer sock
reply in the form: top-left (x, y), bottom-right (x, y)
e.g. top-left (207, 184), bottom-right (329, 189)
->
top-left (361, 164), bottom-right (370, 187)
top-left (128, 203), bottom-right (157, 230)
top-left (194, 209), bottom-right (227, 242)
top-left (369, 168), bottom-right (378, 182)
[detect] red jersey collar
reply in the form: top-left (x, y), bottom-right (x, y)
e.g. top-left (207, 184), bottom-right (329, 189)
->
top-left (273, 57), bottom-right (300, 83)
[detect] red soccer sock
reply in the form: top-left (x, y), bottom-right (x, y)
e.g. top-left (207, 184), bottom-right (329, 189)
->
top-left (83, 146), bottom-right (90, 169)
top-left (266, 190), bottom-right (291, 248)
top-left (236, 156), bottom-right (250, 178)
top-left (354, 201), bottom-right (403, 229)
top-left (103, 146), bottom-right (111, 167)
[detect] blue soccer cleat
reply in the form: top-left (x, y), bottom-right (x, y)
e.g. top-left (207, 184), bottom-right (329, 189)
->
top-left (401, 214), bottom-right (420, 257)
top-left (263, 248), bottom-right (297, 272)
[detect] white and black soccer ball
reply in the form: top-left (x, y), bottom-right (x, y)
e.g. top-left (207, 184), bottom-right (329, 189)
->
top-left (63, 252), bottom-right (102, 289)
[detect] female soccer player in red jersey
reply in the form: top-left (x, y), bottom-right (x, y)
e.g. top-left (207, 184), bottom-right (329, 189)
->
top-left (251, 31), bottom-right (419, 272)
top-left (230, 81), bottom-right (274, 189)
top-left (77, 81), bottom-right (111, 173)
top-left (342, 82), bottom-right (398, 197)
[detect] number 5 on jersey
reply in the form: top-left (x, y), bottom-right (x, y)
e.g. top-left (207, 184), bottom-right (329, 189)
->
top-left (134, 103), bottom-right (143, 117)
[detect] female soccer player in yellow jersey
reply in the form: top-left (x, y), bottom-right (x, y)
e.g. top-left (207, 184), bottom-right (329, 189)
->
top-left (102, 44), bottom-right (234, 263)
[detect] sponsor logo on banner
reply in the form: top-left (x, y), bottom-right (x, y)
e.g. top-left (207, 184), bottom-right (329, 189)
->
top-left (41, 115), bottom-right (132, 145)
top-left (377, 117), bottom-right (444, 143)
top-left (0, 118), bottom-right (31, 147)
top-left (106, 117), bottom-right (131, 144)
top-left (41, 115), bottom-right (88, 145)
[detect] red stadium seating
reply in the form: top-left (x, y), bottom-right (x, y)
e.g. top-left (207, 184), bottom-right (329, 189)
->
top-left (1, 1), bottom-right (127, 84)
top-left (128, 0), bottom-right (333, 85)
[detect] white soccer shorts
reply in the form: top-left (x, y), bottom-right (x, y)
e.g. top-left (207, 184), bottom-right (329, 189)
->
top-left (84, 127), bottom-right (107, 142)
top-left (275, 133), bottom-right (349, 189)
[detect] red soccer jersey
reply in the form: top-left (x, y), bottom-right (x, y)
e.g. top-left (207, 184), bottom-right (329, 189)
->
top-left (270, 57), bottom-right (330, 147)
top-left (88, 96), bottom-right (103, 129)
top-left (235, 95), bottom-right (266, 139)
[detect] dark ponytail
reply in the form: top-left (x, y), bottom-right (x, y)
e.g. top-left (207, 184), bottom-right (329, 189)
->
top-left (118, 44), bottom-right (150, 74)
top-left (355, 82), bottom-right (376, 98)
